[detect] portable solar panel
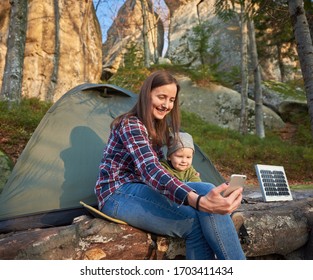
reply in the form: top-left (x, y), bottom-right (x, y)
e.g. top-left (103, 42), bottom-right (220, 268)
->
top-left (255, 164), bottom-right (293, 202)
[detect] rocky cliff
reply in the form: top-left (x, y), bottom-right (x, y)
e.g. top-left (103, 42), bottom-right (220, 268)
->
top-left (0, 0), bottom-right (300, 102)
top-left (101, 0), bottom-right (164, 79)
top-left (0, 0), bottom-right (102, 102)
top-left (103, 0), bottom-right (298, 82)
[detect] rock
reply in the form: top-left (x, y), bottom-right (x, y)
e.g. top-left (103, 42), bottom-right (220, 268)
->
top-left (158, 57), bottom-right (172, 65)
top-left (164, 0), bottom-right (194, 13)
top-left (177, 76), bottom-right (285, 131)
top-left (0, 0), bottom-right (102, 102)
top-left (102, 0), bottom-right (164, 79)
top-left (278, 101), bottom-right (308, 122)
top-left (166, 0), bottom-right (298, 81)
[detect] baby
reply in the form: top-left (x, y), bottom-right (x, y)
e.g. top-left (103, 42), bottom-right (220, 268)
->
top-left (161, 132), bottom-right (201, 182)
top-left (161, 132), bottom-right (244, 234)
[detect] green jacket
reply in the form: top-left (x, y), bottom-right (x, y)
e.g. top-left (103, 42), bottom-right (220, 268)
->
top-left (160, 159), bottom-right (201, 182)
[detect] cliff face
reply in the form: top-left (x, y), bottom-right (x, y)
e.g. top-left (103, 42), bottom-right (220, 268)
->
top-left (166, 0), bottom-right (298, 81)
top-left (166, 0), bottom-right (242, 70)
top-left (0, 0), bottom-right (299, 101)
top-left (0, 0), bottom-right (102, 102)
top-left (103, 0), bottom-right (297, 81)
top-left (102, 0), bottom-right (242, 77)
top-left (164, 0), bottom-right (194, 14)
top-left (101, 0), bottom-right (164, 79)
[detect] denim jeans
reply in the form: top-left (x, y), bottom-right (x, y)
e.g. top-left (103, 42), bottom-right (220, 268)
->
top-left (101, 181), bottom-right (246, 260)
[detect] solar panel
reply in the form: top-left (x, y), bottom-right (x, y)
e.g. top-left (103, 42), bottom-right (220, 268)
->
top-left (255, 164), bottom-right (293, 202)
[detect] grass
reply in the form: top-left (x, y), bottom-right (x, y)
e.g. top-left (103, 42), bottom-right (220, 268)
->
top-left (1, 68), bottom-right (313, 190)
top-left (0, 98), bottom-right (52, 162)
top-left (180, 111), bottom-right (313, 188)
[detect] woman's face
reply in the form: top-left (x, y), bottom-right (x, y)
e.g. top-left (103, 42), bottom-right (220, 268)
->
top-left (150, 83), bottom-right (177, 120)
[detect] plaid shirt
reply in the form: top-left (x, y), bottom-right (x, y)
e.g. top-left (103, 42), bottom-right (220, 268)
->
top-left (95, 116), bottom-right (194, 210)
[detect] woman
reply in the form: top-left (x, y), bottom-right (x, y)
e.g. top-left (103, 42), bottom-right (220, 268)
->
top-left (95, 70), bottom-right (245, 260)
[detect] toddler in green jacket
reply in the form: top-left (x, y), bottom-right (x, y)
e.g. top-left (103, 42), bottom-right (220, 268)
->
top-left (161, 132), bottom-right (244, 234)
top-left (161, 132), bottom-right (201, 182)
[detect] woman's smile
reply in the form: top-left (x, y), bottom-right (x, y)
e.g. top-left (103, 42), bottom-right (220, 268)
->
top-left (150, 83), bottom-right (177, 120)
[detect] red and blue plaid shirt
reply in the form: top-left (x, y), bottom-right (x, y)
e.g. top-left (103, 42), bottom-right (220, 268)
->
top-left (95, 116), bottom-right (194, 210)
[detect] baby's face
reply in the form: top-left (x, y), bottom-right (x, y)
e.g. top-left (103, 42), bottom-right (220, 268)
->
top-left (168, 147), bottom-right (194, 172)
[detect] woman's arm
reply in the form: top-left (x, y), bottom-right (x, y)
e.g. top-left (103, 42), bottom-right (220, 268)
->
top-left (187, 183), bottom-right (243, 214)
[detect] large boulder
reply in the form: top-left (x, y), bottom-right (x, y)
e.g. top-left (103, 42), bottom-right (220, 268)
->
top-left (177, 76), bottom-right (285, 132)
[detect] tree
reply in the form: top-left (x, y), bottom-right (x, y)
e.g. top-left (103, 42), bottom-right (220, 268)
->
top-left (248, 18), bottom-right (265, 138)
top-left (215, 0), bottom-right (267, 138)
top-left (187, 21), bottom-right (219, 67)
top-left (254, 2), bottom-right (296, 83)
top-left (140, 0), bottom-right (165, 66)
top-left (46, 0), bottom-right (60, 102)
top-left (304, 0), bottom-right (313, 39)
top-left (0, 0), bottom-right (28, 106)
top-left (140, 0), bottom-right (151, 67)
top-left (148, 0), bottom-right (160, 63)
top-left (288, 0), bottom-right (313, 138)
top-left (239, 1), bottom-right (249, 135)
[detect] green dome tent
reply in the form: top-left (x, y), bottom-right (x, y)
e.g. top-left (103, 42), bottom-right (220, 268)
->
top-left (0, 84), bottom-right (224, 233)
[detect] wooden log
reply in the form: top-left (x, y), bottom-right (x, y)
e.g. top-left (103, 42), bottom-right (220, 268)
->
top-left (0, 190), bottom-right (312, 260)
top-left (0, 215), bottom-right (185, 260)
top-left (237, 190), bottom-right (313, 259)
top-left (0, 216), bottom-right (158, 260)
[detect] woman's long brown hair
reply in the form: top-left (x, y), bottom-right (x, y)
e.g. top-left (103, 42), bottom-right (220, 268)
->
top-left (111, 70), bottom-right (181, 147)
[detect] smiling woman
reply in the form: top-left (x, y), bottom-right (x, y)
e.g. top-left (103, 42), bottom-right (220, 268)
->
top-left (151, 83), bottom-right (177, 120)
top-left (94, 70), bottom-right (246, 260)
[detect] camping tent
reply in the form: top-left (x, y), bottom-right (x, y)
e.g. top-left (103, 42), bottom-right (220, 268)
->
top-left (0, 84), bottom-right (224, 233)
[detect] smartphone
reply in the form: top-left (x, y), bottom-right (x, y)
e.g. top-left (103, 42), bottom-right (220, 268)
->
top-left (222, 174), bottom-right (246, 197)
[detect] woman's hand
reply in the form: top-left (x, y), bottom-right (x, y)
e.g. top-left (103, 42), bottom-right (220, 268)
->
top-left (187, 183), bottom-right (243, 214)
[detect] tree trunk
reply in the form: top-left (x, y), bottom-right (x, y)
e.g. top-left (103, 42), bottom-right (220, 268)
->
top-left (140, 0), bottom-right (151, 68)
top-left (248, 18), bottom-right (265, 138)
top-left (45, 0), bottom-right (60, 102)
top-left (276, 43), bottom-right (286, 82)
top-left (288, 0), bottom-right (313, 139)
top-left (304, 0), bottom-right (313, 40)
top-left (0, 0), bottom-right (28, 105)
top-left (149, 0), bottom-right (159, 64)
top-left (239, 2), bottom-right (249, 135)
top-left (237, 196), bottom-right (313, 258)
top-left (0, 215), bottom-right (184, 260)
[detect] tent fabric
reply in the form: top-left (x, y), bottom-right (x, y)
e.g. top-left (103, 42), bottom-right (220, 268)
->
top-left (0, 83), bottom-right (224, 232)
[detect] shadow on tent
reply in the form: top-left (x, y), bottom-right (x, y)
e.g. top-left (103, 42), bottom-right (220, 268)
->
top-left (0, 83), bottom-right (224, 233)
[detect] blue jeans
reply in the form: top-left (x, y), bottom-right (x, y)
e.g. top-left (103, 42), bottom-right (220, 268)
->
top-left (101, 181), bottom-right (246, 260)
